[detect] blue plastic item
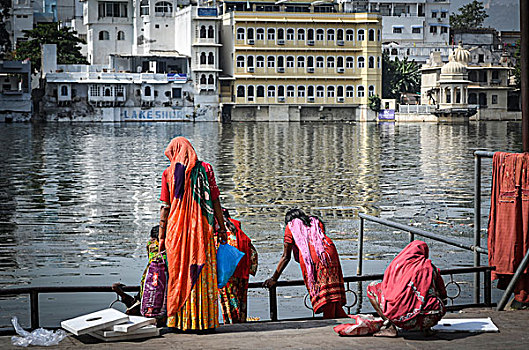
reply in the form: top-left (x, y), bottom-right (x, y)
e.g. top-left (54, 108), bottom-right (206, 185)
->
top-left (217, 243), bottom-right (245, 288)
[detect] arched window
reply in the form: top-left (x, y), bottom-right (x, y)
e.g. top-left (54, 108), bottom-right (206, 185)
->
top-left (208, 52), bottom-right (214, 65)
top-left (468, 92), bottom-right (477, 104)
top-left (377, 29), bottom-right (381, 41)
top-left (237, 28), bottom-right (245, 40)
top-left (308, 85), bottom-right (314, 97)
top-left (327, 56), bottom-right (335, 68)
top-left (236, 55), bottom-right (245, 68)
top-left (200, 74), bottom-right (206, 84)
top-left (247, 85), bottom-right (254, 98)
top-left (99, 31), bottom-right (109, 40)
top-left (247, 28), bottom-right (254, 40)
top-left (327, 86), bottom-right (335, 98)
top-left (316, 56), bottom-right (324, 68)
top-left (144, 86), bottom-right (151, 96)
top-left (479, 92), bottom-right (487, 106)
top-left (307, 56), bottom-right (314, 68)
top-left (327, 29), bottom-right (335, 41)
top-left (358, 29), bottom-right (365, 41)
top-left (337, 56), bottom-right (344, 68)
top-left (208, 74), bottom-right (214, 85)
top-left (368, 56), bottom-right (375, 68)
top-left (257, 28), bottom-right (264, 40)
top-left (154, 1), bottom-right (172, 13)
top-left (256, 56), bottom-right (265, 68)
top-left (337, 86), bottom-right (344, 97)
top-left (208, 25), bottom-right (214, 38)
top-left (237, 85), bottom-right (245, 97)
top-left (200, 25), bottom-right (206, 38)
top-left (308, 28), bottom-right (314, 41)
top-left (298, 86), bottom-right (305, 97)
top-left (346, 56), bottom-right (354, 68)
top-left (200, 52), bottom-right (206, 65)
top-left (247, 55), bottom-right (254, 67)
top-left (117, 31), bottom-right (125, 40)
top-left (368, 29), bottom-right (375, 41)
top-left (358, 56), bottom-right (365, 68)
top-left (337, 29), bottom-right (344, 41)
top-left (445, 88), bottom-right (451, 103)
top-left (60, 85), bottom-right (68, 96)
top-left (267, 56), bottom-right (275, 68)
top-left (287, 28), bottom-right (294, 41)
top-left (297, 56), bottom-right (305, 68)
top-left (368, 85), bottom-right (375, 97)
top-left (346, 29), bottom-right (354, 41)
top-left (267, 28), bottom-right (275, 40)
top-left (377, 56), bottom-right (381, 68)
top-left (277, 56), bottom-right (284, 68)
top-left (278, 28), bottom-right (285, 40)
top-left (297, 29), bottom-right (305, 41)
top-left (316, 85), bottom-right (324, 98)
top-left (140, 0), bottom-right (149, 15)
top-left (257, 85), bottom-right (265, 97)
top-left (316, 29), bottom-right (324, 41)
top-left (286, 56), bottom-right (294, 68)
top-left (346, 85), bottom-right (354, 97)
top-left (277, 85), bottom-right (285, 97)
top-left (104, 87), bottom-right (111, 96)
top-left (357, 85), bottom-right (365, 97)
top-left (267, 85), bottom-right (276, 97)
top-left (287, 85), bottom-right (295, 97)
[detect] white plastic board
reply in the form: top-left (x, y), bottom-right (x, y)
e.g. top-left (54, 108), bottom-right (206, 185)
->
top-left (112, 315), bottom-right (156, 333)
top-left (60, 308), bottom-right (129, 336)
top-left (90, 325), bottom-right (159, 342)
top-left (432, 318), bottom-right (499, 333)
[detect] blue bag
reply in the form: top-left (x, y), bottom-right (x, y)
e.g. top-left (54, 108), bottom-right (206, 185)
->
top-left (217, 243), bottom-right (245, 288)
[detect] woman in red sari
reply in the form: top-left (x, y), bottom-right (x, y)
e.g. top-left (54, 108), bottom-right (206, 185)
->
top-left (159, 137), bottom-right (227, 332)
top-left (264, 209), bottom-right (347, 318)
top-left (367, 240), bottom-right (447, 336)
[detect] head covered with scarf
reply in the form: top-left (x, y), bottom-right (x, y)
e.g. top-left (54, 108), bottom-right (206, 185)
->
top-left (163, 136), bottom-right (216, 316)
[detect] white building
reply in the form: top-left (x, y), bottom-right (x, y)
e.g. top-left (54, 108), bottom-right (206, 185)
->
top-left (341, 0), bottom-right (451, 63)
top-left (0, 60), bottom-right (32, 122)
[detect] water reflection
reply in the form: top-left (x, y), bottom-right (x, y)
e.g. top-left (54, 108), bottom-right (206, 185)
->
top-left (0, 121), bottom-right (523, 327)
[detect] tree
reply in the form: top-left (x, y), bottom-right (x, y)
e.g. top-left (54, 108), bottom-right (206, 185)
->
top-left (14, 23), bottom-right (87, 73)
top-left (450, 0), bottom-right (489, 31)
top-left (0, 0), bottom-right (11, 57)
top-left (368, 94), bottom-right (382, 119)
top-left (382, 53), bottom-right (421, 101)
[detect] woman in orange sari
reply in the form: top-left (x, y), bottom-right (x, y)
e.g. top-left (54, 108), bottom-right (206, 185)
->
top-left (159, 137), bottom-right (227, 332)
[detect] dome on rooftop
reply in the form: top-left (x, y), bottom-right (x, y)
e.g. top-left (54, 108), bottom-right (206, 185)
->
top-left (453, 43), bottom-right (471, 64)
top-left (441, 53), bottom-right (466, 75)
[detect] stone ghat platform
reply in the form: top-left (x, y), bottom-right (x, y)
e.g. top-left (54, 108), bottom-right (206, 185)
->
top-left (2, 308), bottom-right (528, 349)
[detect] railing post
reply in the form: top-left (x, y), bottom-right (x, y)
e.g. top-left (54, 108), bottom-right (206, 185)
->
top-left (30, 291), bottom-right (39, 330)
top-left (484, 269), bottom-right (492, 307)
top-left (409, 231), bottom-right (415, 243)
top-left (269, 286), bottom-right (278, 321)
top-left (474, 153), bottom-right (482, 304)
top-left (497, 250), bottom-right (529, 311)
top-left (357, 217), bottom-right (364, 276)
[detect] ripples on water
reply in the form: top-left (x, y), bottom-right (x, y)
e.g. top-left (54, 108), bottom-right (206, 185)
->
top-left (0, 122), bottom-right (523, 327)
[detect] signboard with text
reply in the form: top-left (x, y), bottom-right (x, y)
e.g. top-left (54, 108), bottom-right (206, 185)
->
top-left (378, 109), bottom-right (395, 120)
top-left (197, 8), bottom-right (217, 17)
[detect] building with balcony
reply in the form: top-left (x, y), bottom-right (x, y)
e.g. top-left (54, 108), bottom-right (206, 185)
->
top-left (218, 3), bottom-right (382, 121)
top-left (0, 60), bottom-right (32, 122)
top-left (420, 44), bottom-right (519, 121)
top-left (340, 0), bottom-right (451, 63)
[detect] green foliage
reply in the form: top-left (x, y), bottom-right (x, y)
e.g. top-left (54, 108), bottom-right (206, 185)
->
top-left (450, 0), bottom-right (489, 30)
top-left (0, 0), bottom-right (12, 57)
top-left (382, 53), bottom-right (421, 100)
top-left (368, 94), bottom-right (381, 113)
top-left (14, 23), bottom-right (87, 72)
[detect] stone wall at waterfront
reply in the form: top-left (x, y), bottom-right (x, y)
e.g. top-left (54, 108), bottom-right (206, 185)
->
top-left (229, 105), bottom-right (375, 122)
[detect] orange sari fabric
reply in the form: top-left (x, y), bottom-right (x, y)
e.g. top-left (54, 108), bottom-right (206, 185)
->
top-left (163, 137), bottom-right (217, 328)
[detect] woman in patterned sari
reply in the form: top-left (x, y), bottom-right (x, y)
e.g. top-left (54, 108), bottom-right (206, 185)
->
top-left (218, 209), bottom-right (258, 323)
top-left (367, 240), bottom-right (447, 337)
top-left (264, 209), bottom-right (347, 319)
top-left (159, 137), bottom-right (227, 332)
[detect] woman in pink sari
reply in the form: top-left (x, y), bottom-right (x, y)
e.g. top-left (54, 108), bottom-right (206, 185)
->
top-left (367, 240), bottom-right (447, 336)
top-left (264, 209), bottom-right (347, 318)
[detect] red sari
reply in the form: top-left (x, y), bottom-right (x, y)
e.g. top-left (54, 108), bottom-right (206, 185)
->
top-left (284, 218), bottom-right (346, 314)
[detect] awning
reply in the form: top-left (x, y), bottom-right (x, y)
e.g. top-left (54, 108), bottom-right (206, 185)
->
top-left (429, 23), bottom-right (450, 27)
top-left (392, 25), bottom-right (404, 28)
top-left (411, 25), bottom-right (423, 28)
top-left (431, 9), bottom-right (438, 12)
top-left (441, 9), bottom-right (449, 12)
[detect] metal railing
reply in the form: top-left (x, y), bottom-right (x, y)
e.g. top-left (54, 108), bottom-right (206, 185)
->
top-left (0, 265), bottom-right (494, 330)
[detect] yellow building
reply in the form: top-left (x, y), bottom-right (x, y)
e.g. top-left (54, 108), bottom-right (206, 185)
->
top-left (218, 1), bottom-right (382, 122)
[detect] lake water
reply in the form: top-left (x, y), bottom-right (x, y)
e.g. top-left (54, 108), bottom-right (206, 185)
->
top-left (0, 121), bottom-right (523, 329)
